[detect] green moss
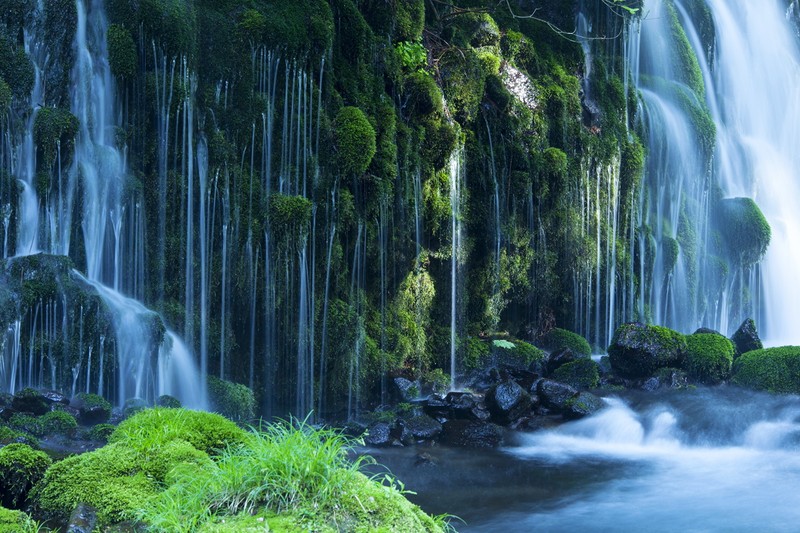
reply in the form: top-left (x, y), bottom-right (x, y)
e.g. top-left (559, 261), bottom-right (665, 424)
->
top-left (334, 106), bottom-right (377, 176)
top-left (0, 34), bottom-right (34, 99)
top-left (537, 328), bottom-right (592, 356)
top-left (463, 337), bottom-right (490, 371)
top-left (403, 71), bottom-right (442, 117)
top-left (268, 194), bottom-right (312, 236)
top-left (207, 376), bottom-right (256, 424)
top-left (157, 395), bottom-right (182, 408)
top-left (74, 392), bottom-right (112, 419)
top-left (733, 346), bottom-right (800, 394)
top-left (40, 409), bottom-right (78, 436)
top-left (109, 407), bottom-right (248, 455)
top-left (260, 0), bottom-right (333, 60)
top-left (0, 426), bottom-right (37, 448)
top-left (716, 197), bottom-right (771, 266)
top-left (33, 107), bottom-right (79, 167)
top-left (553, 358), bottom-right (600, 389)
top-left (608, 323), bottom-right (688, 378)
top-left (666, 1), bottom-right (704, 98)
top-left (107, 24), bottom-right (137, 78)
top-left (684, 333), bottom-right (734, 384)
top-left (87, 423), bottom-right (117, 443)
top-left (0, 506), bottom-right (38, 533)
top-left (8, 414), bottom-right (44, 438)
top-left (0, 79), bottom-right (11, 111)
top-left (0, 443), bottom-right (51, 509)
top-left (395, 0), bottom-right (425, 42)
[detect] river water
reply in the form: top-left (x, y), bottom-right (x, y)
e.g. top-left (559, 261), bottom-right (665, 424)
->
top-left (367, 388), bottom-right (800, 532)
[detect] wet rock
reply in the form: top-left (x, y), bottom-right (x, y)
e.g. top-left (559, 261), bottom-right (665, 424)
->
top-left (441, 420), bottom-right (503, 448)
top-left (694, 327), bottom-right (722, 336)
top-left (401, 414), bottom-right (442, 441)
top-left (391, 377), bottom-right (419, 402)
top-left (643, 368), bottom-right (689, 391)
top-left (564, 392), bottom-right (605, 420)
top-left (70, 394), bottom-right (112, 426)
top-left (607, 323), bottom-right (687, 378)
top-left (67, 503), bottom-right (98, 533)
top-left (546, 347), bottom-right (578, 375)
top-left (41, 390), bottom-right (70, 405)
top-left (464, 367), bottom-right (501, 392)
top-left (552, 358), bottom-right (600, 390)
top-left (423, 392), bottom-right (489, 421)
top-left (731, 318), bottom-right (763, 357)
top-left (12, 388), bottom-right (50, 415)
top-left (503, 368), bottom-right (537, 391)
top-left (123, 398), bottom-right (149, 418)
top-left (485, 380), bottom-right (532, 424)
top-left (364, 422), bottom-right (399, 447)
top-left (156, 395), bottom-right (181, 408)
top-left (536, 379), bottom-right (578, 411)
top-left (0, 406), bottom-right (15, 422)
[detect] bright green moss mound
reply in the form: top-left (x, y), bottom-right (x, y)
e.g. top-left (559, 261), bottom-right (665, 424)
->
top-left (110, 407), bottom-right (248, 455)
top-left (716, 197), bottom-right (771, 266)
top-left (260, 0), bottom-right (333, 59)
top-left (0, 506), bottom-right (38, 533)
top-left (40, 409), bottom-right (78, 435)
top-left (537, 328), bottom-right (592, 357)
top-left (207, 376), bottom-right (256, 424)
top-left (684, 333), bottom-right (734, 384)
top-left (334, 106), bottom-right (377, 176)
top-left (553, 358), bottom-right (600, 389)
top-left (733, 346), bottom-right (800, 394)
top-left (0, 443), bottom-right (51, 509)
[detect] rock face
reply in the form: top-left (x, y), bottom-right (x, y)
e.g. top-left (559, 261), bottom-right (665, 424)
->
top-left (391, 377), bottom-right (419, 402)
top-left (546, 347), bottom-right (577, 375)
top-left (536, 379), bottom-right (578, 411)
top-left (441, 420), bottom-right (504, 448)
top-left (730, 318), bottom-right (763, 357)
top-left (485, 380), bottom-right (532, 424)
top-left (364, 422), bottom-right (397, 447)
top-left (608, 323), bottom-right (687, 378)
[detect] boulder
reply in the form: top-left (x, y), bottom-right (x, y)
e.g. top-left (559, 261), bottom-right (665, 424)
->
top-left (122, 398), bottom-right (149, 419)
top-left (485, 380), bottom-right (532, 424)
top-left (423, 392), bottom-right (490, 421)
top-left (70, 393), bottom-right (112, 426)
top-left (642, 368), bottom-right (689, 391)
top-left (391, 377), bottom-right (419, 402)
top-left (156, 395), bottom-right (181, 408)
top-left (730, 318), bottom-right (763, 357)
top-left (441, 420), bottom-right (503, 448)
top-left (399, 414), bottom-right (442, 442)
top-left (607, 323), bottom-right (687, 378)
top-left (552, 358), bottom-right (600, 389)
top-left (564, 392), bottom-right (605, 420)
top-left (536, 379), bottom-right (578, 411)
top-left (41, 390), bottom-right (70, 405)
top-left (733, 346), bottom-right (800, 393)
top-left (364, 422), bottom-right (399, 447)
top-left (546, 347), bottom-right (578, 375)
top-left (66, 503), bottom-right (98, 533)
top-left (11, 388), bottom-right (50, 416)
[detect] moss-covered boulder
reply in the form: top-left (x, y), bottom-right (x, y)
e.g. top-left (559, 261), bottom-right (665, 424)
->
top-left (0, 443), bottom-right (51, 509)
top-left (11, 388), bottom-right (49, 416)
top-left (0, 506), bottom-right (37, 533)
top-left (608, 323), bottom-right (687, 378)
top-left (334, 106), bottom-right (376, 176)
top-left (537, 328), bottom-right (592, 357)
top-left (71, 393), bottom-right (112, 425)
top-left (730, 318), bottom-right (763, 357)
top-left (207, 376), bottom-right (256, 424)
top-left (40, 409), bottom-right (78, 435)
top-left (732, 346), bottom-right (800, 394)
top-left (489, 338), bottom-right (546, 373)
top-left (716, 197), bottom-right (771, 266)
top-left (683, 333), bottom-right (734, 384)
top-left (106, 23), bottom-right (137, 78)
top-left (552, 358), bottom-right (600, 389)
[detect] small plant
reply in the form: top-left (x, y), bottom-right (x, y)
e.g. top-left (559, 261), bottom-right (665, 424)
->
top-left (395, 41), bottom-right (427, 72)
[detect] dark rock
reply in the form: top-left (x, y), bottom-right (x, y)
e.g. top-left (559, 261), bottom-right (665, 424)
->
top-left (52, 404), bottom-right (81, 418)
top-left (414, 452), bottom-right (438, 467)
top-left (342, 421), bottom-right (367, 438)
top-left (12, 388), bottom-right (50, 415)
top-left (0, 406), bottom-right (15, 422)
top-left (694, 327), bottom-right (722, 336)
top-left (503, 367), bottom-right (537, 390)
top-left (464, 367), bottom-right (501, 392)
top-left (364, 422), bottom-right (397, 447)
top-left (441, 420), bottom-right (504, 448)
top-left (156, 395), bottom-right (181, 408)
top-left (536, 379), bottom-right (578, 411)
top-left (445, 392), bottom-right (479, 418)
top-left (607, 323), bottom-right (687, 378)
top-left (402, 414), bottom-right (442, 441)
top-left (546, 347), bottom-right (577, 375)
top-left (597, 355), bottom-right (613, 375)
top-left (0, 393), bottom-right (11, 408)
top-left (485, 380), bottom-right (532, 424)
top-left (564, 392), bottom-right (605, 420)
top-left (122, 398), bottom-right (149, 418)
top-left (70, 394), bottom-right (112, 426)
top-left (642, 377), bottom-right (661, 392)
top-left (422, 394), bottom-right (450, 421)
top-left (391, 377), bottom-right (419, 402)
top-left (731, 318), bottom-right (763, 357)
top-left (41, 390), bottom-right (70, 405)
top-left (67, 503), bottom-right (98, 533)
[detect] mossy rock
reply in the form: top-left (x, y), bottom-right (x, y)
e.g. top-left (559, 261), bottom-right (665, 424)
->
top-left (683, 333), bottom-right (734, 384)
top-left (156, 395), bottom-right (181, 408)
top-left (733, 346), bottom-right (800, 394)
top-left (107, 23), bottom-right (137, 78)
top-left (334, 106), bottom-right (376, 176)
top-left (268, 194), bottom-right (312, 235)
top-left (33, 107), bottom-right (79, 167)
top-left (730, 318), bottom-right (764, 357)
top-left (0, 79), bottom-right (11, 110)
top-left (537, 328), bottom-right (592, 357)
top-left (11, 388), bottom-right (49, 416)
top-left (715, 197), bottom-right (771, 266)
top-left (490, 338), bottom-right (546, 372)
top-left (0, 506), bottom-right (37, 533)
top-left (259, 0), bottom-right (333, 60)
top-left (109, 407), bottom-right (248, 455)
top-left (0, 443), bottom-right (51, 509)
top-left (40, 409), bottom-right (78, 436)
top-left (87, 423), bottom-right (116, 443)
top-left (462, 337), bottom-right (491, 371)
top-left (32, 439), bottom-right (210, 527)
top-left (71, 393), bottom-right (112, 425)
top-left (8, 414), bottom-right (44, 438)
top-left (0, 426), bottom-right (38, 448)
top-left (0, 34), bottom-right (34, 99)
top-left (207, 376), bottom-right (256, 424)
top-left (552, 358), bottom-right (600, 389)
top-left (394, 0), bottom-right (425, 42)
top-left (403, 71), bottom-right (443, 116)
top-left (608, 323), bottom-right (687, 378)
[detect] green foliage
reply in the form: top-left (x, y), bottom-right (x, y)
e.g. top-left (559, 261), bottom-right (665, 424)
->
top-left (40, 410), bottom-right (78, 436)
top-left (403, 71), bottom-right (442, 117)
top-left (463, 337), bottom-right (491, 371)
top-left (334, 106), bottom-right (377, 176)
top-left (0, 443), bottom-right (51, 509)
top-left (74, 393), bottom-right (112, 417)
top-left (8, 415), bottom-right (44, 438)
top-left (553, 358), bottom-right (600, 389)
top-left (107, 24), bottom-right (137, 78)
top-left (207, 376), bottom-right (256, 424)
top-left (395, 41), bottom-right (427, 72)
top-left (684, 333), bottom-right (734, 384)
top-left (0, 506), bottom-right (39, 533)
top-left (537, 328), bottom-right (592, 356)
top-left (87, 423), bottom-right (117, 443)
top-left (716, 197), bottom-right (771, 266)
top-left (110, 408), bottom-right (248, 456)
top-left (267, 194), bottom-right (312, 236)
top-left (0, 426), bottom-right (37, 448)
top-left (138, 419), bottom-right (443, 532)
top-left (395, 0), bottom-right (425, 42)
top-left (0, 34), bottom-right (34, 99)
top-left (33, 107), bottom-right (79, 167)
top-left (259, 0), bottom-right (333, 59)
top-left (733, 346), bottom-right (800, 394)
top-left (493, 339), bottom-right (515, 350)
top-left (388, 265), bottom-right (436, 373)
top-left (0, 79), bottom-right (11, 111)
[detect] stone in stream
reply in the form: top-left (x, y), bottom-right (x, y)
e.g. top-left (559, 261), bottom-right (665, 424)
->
top-left (730, 318), bottom-right (763, 357)
top-left (607, 323), bottom-right (687, 378)
top-left (563, 392), bottom-right (605, 420)
top-left (536, 379), bottom-right (578, 411)
top-left (485, 380), bottom-right (532, 425)
top-left (441, 420), bottom-right (504, 448)
top-left (546, 347), bottom-right (578, 375)
top-left (67, 503), bottom-right (98, 533)
top-left (364, 422), bottom-right (401, 447)
top-left (422, 392), bottom-right (490, 422)
top-left (399, 414), bottom-right (442, 442)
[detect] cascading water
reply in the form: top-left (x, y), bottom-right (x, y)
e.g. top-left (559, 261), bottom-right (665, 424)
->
top-left (449, 145), bottom-right (464, 390)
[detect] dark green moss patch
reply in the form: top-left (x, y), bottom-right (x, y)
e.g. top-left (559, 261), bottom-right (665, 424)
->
top-left (733, 346), bottom-right (800, 394)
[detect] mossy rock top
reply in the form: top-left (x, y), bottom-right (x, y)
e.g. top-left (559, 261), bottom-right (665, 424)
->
top-left (683, 333), bottom-right (734, 384)
top-left (733, 346), bottom-right (800, 394)
top-left (537, 328), bottom-right (592, 357)
top-left (608, 323), bottom-right (687, 378)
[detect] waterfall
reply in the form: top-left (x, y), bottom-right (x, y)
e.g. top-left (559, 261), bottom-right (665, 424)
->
top-left (449, 145), bottom-right (464, 390)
